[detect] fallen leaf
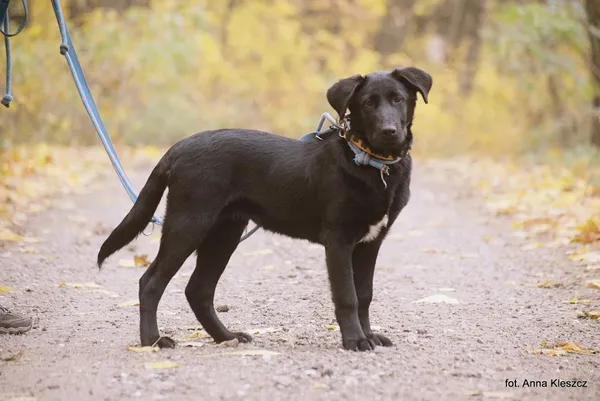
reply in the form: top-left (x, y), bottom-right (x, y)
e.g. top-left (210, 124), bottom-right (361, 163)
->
top-left (0, 229), bottom-right (23, 242)
top-left (412, 294), bottom-right (460, 304)
top-left (572, 216), bottom-right (600, 244)
top-left (569, 296), bottom-right (591, 304)
top-left (587, 280), bottom-right (600, 289)
top-left (577, 311), bottom-right (600, 320)
top-left (536, 280), bottom-right (562, 289)
top-left (128, 346), bottom-right (159, 353)
top-left (569, 250), bottom-right (600, 263)
top-left (198, 350), bottom-right (279, 358)
top-left (0, 285), bottom-right (12, 294)
top-left (134, 254), bottom-right (151, 267)
top-left (532, 340), bottom-right (597, 356)
top-left (327, 324), bottom-right (340, 331)
top-left (144, 361), bottom-right (181, 369)
top-left (244, 249), bottom-right (274, 256)
top-left (184, 330), bottom-right (209, 339)
top-left (58, 282), bottom-right (102, 289)
top-left (118, 300), bottom-right (140, 307)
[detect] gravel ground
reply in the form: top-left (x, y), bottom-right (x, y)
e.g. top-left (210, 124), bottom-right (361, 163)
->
top-left (1, 157), bottom-right (599, 401)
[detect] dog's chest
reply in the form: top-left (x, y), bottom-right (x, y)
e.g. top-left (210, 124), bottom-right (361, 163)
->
top-left (358, 214), bottom-right (389, 243)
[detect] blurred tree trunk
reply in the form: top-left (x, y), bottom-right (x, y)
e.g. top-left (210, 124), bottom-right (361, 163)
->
top-left (585, 0), bottom-right (600, 147)
top-left (458, 0), bottom-right (487, 96)
top-left (374, 0), bottom-right (417, 58)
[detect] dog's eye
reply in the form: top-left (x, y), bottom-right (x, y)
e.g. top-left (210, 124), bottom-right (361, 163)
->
top-left (393, 96), bottom-right (403, 103)
top-left (364, 99), bottom-right (374, 107)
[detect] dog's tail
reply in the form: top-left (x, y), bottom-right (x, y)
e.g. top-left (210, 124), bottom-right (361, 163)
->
top-left (97, 157), bottom-right (169, 268)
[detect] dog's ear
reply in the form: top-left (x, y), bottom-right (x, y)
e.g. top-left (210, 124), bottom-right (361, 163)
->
top-left (326, 75), bottom-right (364, 118)
top-left (392, 67), bottom-right (432, 104)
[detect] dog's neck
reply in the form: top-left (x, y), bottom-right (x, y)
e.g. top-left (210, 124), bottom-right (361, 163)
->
top-left (344, 121), bottom-right (413, 161)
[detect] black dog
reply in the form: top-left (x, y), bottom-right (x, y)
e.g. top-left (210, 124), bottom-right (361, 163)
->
top-left (98, 67), bottom-right (432, 351)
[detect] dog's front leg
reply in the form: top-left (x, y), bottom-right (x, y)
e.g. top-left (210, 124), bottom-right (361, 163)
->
top-left (325, 239), bottom-right (373, 351)
top-left (353, 241), bottom-right (393, 348)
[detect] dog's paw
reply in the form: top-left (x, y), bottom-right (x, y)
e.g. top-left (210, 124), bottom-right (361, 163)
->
top-left (231, 331), bottom-right (253, 343)
top-left (368, 333), bottom-right (393, 347)
top-left (155, 336), bottom-right (177, 349)
top-left (343, 338), bottom-right (375, 352)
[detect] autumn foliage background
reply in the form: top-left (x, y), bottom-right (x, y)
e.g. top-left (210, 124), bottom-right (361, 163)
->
top-left (1, 0), bottom-right (600, 251)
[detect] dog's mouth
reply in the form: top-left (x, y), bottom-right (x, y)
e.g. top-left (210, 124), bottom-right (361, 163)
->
top-left (362, 128), bottom-right (409, 158)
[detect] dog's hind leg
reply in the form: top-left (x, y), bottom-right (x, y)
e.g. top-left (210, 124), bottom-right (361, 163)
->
top-left (185, 218), bottom-right (252, 343)
top-left (139, 212), bottom-right (214, 348)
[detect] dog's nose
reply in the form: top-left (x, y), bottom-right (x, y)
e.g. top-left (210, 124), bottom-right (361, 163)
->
top-left (381, 127), bottom-right (397, 136)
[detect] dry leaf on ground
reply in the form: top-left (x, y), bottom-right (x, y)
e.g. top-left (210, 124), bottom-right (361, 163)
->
top-left (412, 294), bottom-right (460, 304)
top-left (0, 285), bottom-right (12, 294)
top-left (128, 346), bottom-right (159, 353)
top-left (58, 282), bottom-right (102, 289)
top-left (576, 311), bottom-right (600, 320)
top-left (532, 340), bottom-right (597, 356)
top-left (144, 361), bottom-right (181, 369)
top-left (536, 280), bottom-right (562, 289)
top-left (587, 280), bottom-right (600, 289)
top-left (184, 330), bottom-right (209, 339)
top-left (134, 254), bottom-right (151, 267)
top-left (118, 300), bottom-right (140, 307)
top-left (569, 296), bottom-right (591, 304)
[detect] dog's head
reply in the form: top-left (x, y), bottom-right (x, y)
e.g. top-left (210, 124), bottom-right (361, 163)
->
top-left (327, 67), bottom-right (432, 157)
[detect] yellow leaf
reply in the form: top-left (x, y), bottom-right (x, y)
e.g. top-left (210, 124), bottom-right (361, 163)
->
top-left (134, 254), bottom-right (151, 267)
top-left (569, 250), bottom-right (600, 263)
top-left (144, 361), bottom-right (181, 369)
top-left (569, 296), bottom-right (591, 304)
top-left (537, 280), bottom-right (562, 289)
top-left (327, 324), bottom-right (339, 331)
top-left (572, 216), bottom-right (600, 244)
top-left (0, 285), bottom-right (12, 294)
top-left (184, 330), bottom-right (209, 339)
top-left (128, 346), bottom-right (158, 353)
top-left (586, 312), bottom-right (600, 320)
top-left (58, 282), bottom-right (102, 289)
top-left (0, 229), bottom-right (23, 242)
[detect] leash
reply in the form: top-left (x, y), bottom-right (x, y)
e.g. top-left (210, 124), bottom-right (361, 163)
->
top-left (48, 0), bottom-right (164, 227)
top-left (1, 0), bottom-right (28, 107)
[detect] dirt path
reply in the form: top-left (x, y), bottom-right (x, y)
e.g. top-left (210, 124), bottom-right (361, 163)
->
top-left (1, 157), bottom-right (599, 401)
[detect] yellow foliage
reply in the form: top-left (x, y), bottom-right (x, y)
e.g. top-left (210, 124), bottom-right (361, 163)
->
top-left (0, 0), bottom-right (591, 157)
